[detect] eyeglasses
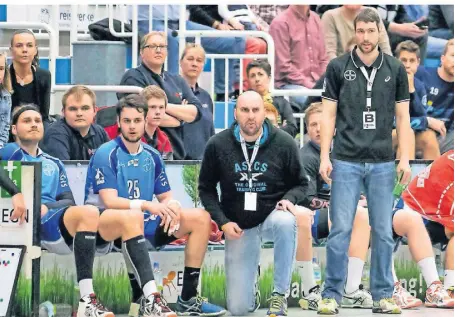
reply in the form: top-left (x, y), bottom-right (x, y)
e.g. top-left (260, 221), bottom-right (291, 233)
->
top-left (143, 44), bottom-right (168, 51)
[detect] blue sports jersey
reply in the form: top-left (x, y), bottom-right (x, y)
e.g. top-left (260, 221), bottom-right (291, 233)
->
top-left (416, 67), bottom-right (454, 131)
top-left (85, 136), bottom-right (171, 208)
top-left (0, 143), bottom-right (71, 204)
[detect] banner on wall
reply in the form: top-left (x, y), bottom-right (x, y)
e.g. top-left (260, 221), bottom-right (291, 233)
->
top-left (6, 5), bottom-right (111, 31)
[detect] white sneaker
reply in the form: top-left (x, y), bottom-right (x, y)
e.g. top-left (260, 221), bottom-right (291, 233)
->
top-left (299, 285), bottom-right (322, 311)
top-left (341, 285), bottom-right (373, 308)
top-left (425, 281), bottom-right (455, 308)
top-left (392, 282), bottom-right (422, 309)
top-left (372, 298), bottom-right (402, 314)
top-left (141, 293), bottom-right (177, 317)
top-left (77, 293), bottom-right (114, 317)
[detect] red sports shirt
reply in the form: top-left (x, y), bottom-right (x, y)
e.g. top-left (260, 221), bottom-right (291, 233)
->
top-left (403, 150), bottom-right (454, 231)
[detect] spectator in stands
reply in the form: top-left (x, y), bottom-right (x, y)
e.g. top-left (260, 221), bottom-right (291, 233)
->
top-left (42, 86), bottom-right (109, 160)
top-left (119, 31), bottom-right (204, 160)
top-left (366, 5), bottom-right (428, 63)
top-left (246, 60), bottom-right (297, 136)
top-left (180, 44), bottom-right (215, 160)
top-left (264, 102), bottom-right (279, 127)
top-left (84, 94), bottom-right (226, 317)
top-left (302, 37), bottom-right (358, 109)
top-left (199, 91), bottom-right (308, 317)
top-left (0, 52), bottom-right (12, 148)
top-left (269, 5), bottom-right (329, 112)
top-left (249, 5), bottom-right (289, 26)
top-left (140, 85), bottom-right (174, 160)
top-left (136, 5), bottom-right (244, 102)
top-left (393, 40), bottom-right (440, 159)
top-left (429, 5), bottom-right (454, 40)
top-left (188, 5), bottom-right (267, 93)
top-left (9, 29), bottom-right (51, 124)
top-left (0, 105), bottom-right (114, 317)
top-left (321, 5), bottom-right (392, 60)
top-left (217, 5), bottom-right (263, 31)
top-left (416, 39), bottom-right (454, 154)
top-left (297, 102), bottom-right (373, 311)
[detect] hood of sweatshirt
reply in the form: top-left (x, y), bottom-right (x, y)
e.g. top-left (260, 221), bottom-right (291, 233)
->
top-left (230, 118), bottom-right (277, 149)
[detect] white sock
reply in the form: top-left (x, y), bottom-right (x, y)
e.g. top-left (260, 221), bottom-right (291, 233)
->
top-left (143, 280), bottom-right (158, 298)
top-left (297, 261), bottom-right (316, 295)
top-left (79, 279), bottom-right (95, 299)
top-left (444, 270), bottom-right (454, 289)
top-left (391, 259), bottom-right (399, 283)
top-left (417, 257), bottom-right (440, 286)
top-left (345, 257), bottom-right (364, 294)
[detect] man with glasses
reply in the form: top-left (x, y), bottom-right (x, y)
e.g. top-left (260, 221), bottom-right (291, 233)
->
top-left (119, 31), bottom-right (204, 160)
top-left (135, 5), bottom-right (244, 101)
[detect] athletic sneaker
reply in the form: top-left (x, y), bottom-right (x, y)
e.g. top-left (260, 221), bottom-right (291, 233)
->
top-left (317, 298), bottom-right (338, 315)
top-left (425, 281), bottom-right (455, 308)
top-left (135, 293), bottom-right (177, 317)
top-left (372, 298), bottom-right (402, 314)
top-left (175, 295), bottom-right (226, 316)
top-left (299, 285), bottom-right (322, 310)
top-left (392, 282), bottom-right (422, 309)
top-left (266, 293), bottom-right (287, 317)
top-left (447, 286), bottom-right (454, 299)
top-left (341, 284), bottom-right (373, 308)
top-left (77, 293), bottom-right (114, 317)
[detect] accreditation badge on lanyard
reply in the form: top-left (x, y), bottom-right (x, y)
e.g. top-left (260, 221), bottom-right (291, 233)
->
top-left (240, 132), bottom-right (262, 211)
top-left (360, 66), bottom-right (377, 130)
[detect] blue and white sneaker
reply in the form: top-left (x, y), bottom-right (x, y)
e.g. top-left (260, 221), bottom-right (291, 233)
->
top-left (175, 295), bottom-right (226, 317)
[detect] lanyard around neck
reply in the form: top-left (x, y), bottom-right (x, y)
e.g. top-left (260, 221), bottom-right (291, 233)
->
top-left (359, 66), bottom-right (377, 111)
top-left (239, 131), bottom-right (263, 190)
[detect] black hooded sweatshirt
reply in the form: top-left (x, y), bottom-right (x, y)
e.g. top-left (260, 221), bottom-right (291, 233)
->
top-left (198, 119), bottom-right (310, 229)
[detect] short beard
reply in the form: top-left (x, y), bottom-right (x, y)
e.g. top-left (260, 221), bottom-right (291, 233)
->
top-left (358, 41), bottom-right (379, 54)
top-left (121, 131), bottom-right (142, 144)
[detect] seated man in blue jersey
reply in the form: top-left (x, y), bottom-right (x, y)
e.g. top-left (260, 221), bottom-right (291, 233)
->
top-left (393, 40), bottom-right (440, 159)
top-left (85, 94), bottom-right (226, 317)
top-left (0, 105), bottom-right (114, 317)
top-left (416, 38), bottom-right (454, 154)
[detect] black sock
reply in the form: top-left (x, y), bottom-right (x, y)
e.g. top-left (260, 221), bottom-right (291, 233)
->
top-left (73, 231), bottom-right (96, 281)
top-left (128, 273), bottom-right (143, 302)
top-left (181, 267), bottom-right (200, 301)
top-left (123, 235), bottom-right (154, 288)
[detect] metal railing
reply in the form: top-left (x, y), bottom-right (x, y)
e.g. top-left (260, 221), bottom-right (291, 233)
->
top-left (53, 84), bottom-right (143, 94)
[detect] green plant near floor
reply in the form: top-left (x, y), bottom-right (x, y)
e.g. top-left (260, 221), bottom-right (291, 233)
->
top-left (182, 164), bottom-right (201, 206)
top-left (13, 265), bottom-right (131, 316)
top-left (12, 259), bottom-right (426, 316)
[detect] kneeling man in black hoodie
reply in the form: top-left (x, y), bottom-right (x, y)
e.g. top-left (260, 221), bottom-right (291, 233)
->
top-left (198, 91), bottom-right (310, 317)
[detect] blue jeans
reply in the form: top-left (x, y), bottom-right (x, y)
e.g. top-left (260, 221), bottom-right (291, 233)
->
top-left (427, 36), bottom-right (448, 59)
top-left (225, 209), bottom-right (297, 315)
top-left (429, 28), bottom-right (454, 40)
top-left (279, 84), bottom-right (309, 111)
top-left (322, 159), bottom-right (395, 302)
top-left (138, 20), bottom-right (246, 94)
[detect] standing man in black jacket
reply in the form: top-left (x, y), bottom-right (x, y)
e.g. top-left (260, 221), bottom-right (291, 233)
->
top-left (199, 91), bottom-right (308, 317)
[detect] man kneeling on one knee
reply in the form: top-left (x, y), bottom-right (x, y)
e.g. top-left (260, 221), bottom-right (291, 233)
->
top-left (199, 91), bottom-right (311, 317)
